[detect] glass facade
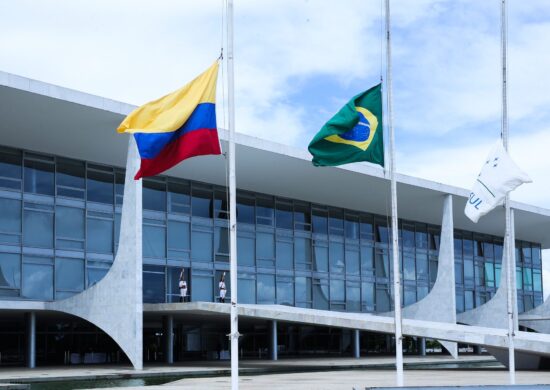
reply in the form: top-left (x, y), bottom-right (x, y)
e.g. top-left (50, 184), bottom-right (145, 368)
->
top-left (0, 145), bottom-right (543, 313)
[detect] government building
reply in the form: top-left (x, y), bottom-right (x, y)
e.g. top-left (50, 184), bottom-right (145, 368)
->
top-left (0, 71), bottom-right (549, 369)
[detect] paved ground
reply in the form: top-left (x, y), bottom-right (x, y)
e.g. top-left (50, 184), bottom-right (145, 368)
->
top-left (0, 355), bottom-right (494, 383)
top-left (156, 370), bottom-right (550, 390)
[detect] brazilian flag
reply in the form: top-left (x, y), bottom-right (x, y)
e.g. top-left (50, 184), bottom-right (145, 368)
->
top-left (308, 84), bottom-right (384, 167)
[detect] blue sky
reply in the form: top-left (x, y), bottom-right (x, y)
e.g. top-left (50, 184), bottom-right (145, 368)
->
top-left (1, 1), bottom-right (549, 230)
top-left (1, 0), bottom-right (548, 201)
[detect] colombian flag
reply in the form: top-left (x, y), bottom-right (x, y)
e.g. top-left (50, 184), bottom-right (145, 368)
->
top-left (117, 61), bottom-right (221, 179)
top-left (308, 84), bottom-right (384, 167)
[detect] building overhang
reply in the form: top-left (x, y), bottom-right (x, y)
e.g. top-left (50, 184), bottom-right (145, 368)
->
top-left (1, 71), bottom-right (550, 247)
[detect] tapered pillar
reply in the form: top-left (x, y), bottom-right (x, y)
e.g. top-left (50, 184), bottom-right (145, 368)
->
top-left (353, 329), bottom-right (360, 358)
top-left (26, 312), bottom-right (36, 368)
top-left (164, 315), bottom-right (174, 364)
top-left (419, 338), bottom-right (426, 356)
top-left (270, 320), bottom-right (278, 361)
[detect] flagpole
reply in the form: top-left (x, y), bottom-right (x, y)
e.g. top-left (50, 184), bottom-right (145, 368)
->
top-left (227, 0), bottom-right (239, 389)
top-left (501, 0), bottom-right (516, 384)
top-left (385, 0), bottom-right (403, 386)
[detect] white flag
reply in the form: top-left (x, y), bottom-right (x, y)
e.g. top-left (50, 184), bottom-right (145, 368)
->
top-left (465, 140), bottom-right (532, 223)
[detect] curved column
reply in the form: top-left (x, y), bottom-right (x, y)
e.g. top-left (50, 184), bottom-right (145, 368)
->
top-left (519, 302), bottom-right (550, 334)
top-left (46, 137), bottom-right (143, 370)
top-left (457, 237), bottom-right (512, 330)
top-left (382, 194), bottom-right (457, 358)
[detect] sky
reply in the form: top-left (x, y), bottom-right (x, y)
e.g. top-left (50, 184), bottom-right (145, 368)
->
top-left (1, 0), bottom-right (549, 294)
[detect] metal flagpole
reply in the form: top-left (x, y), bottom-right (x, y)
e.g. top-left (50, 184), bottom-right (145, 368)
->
top-left (500, 0), bottom-right (516, 384)
top-left (384, 0), bottom-right (404, 386)
top-left (227, 0), bottom-right (240, 389)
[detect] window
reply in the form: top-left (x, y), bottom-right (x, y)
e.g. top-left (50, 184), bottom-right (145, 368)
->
top-left (256, 197), bottom-right (274, 226)
top-left (55, 258), bottom-right (84, 292)
top-left (237, 232), bottom-right (254, 266)
top-left (143, 265), bottom-right (165, 303)
top-left (360, 215), bottom-right (374, 241)
top-left (361, 245), bottom-right (374, 275)
top-left (534, 269), bottom-right (542, 292)
top-left (192, 271), bottom-right (214, 302)
top-left (214, 226), bottom-right (229, 261)
top-left (375, 219), bottom-right (389, 244)
top-left (313, 278), bottom-right (329, 310)
top-left (330, 279), bottom-right (345, 304)
top-left (402, 224), bottom-right (415, 248)
top-left (143, 180), bottom-right (166, 212)
top-left (329, 209), bottom-right (344, 236)
top-left (415, 225), bottom-right (428, 249)
top-left (214, 190), bottom-right (229, 220)
top-left (375, 250), bottom-right (390, 279)
top-left (376, 287), bottom-right (390, 312)
top-left (0, 198), bottom-right (21, 244)
top-left (55, 206), bottom-right (85, 250)
top-left (257, 232), bottom-right (275, 261)
top-left (24, 156), bottom-right (54, 196)
top-left (143, 221), bottom-right (166, 258)
top-left (257, 274), bottom-right (275, 304)
top-left (56, 158), bottom-right (85, 199)
top-left (167, 220), bottom-right (190, 258)
top-left (295, 276), bottom-right (312, 308)
top-left (87, 167), bottom-right (114, 204)
top-left (276, 238), bottom-right (293, 269)
top-left (329, 242), bottom-right (344, 274)
top-left (23, 203), bottom-right (54, 248)
top-left (346, 281), bottom-right (360, 311)
top-left (276, 276), bottom-right (294, 306)
top-left (191, 227), bottom-right (213, 262)
top-left (0, 147), bottom-right (22, 190)
top-left (0, 253), bottom-right (20, 289)
top-left (312, 208), bottom-right (328, 235)
top-left (362, 282), bottom-right (374, 312)
top-left (275, 201), bottom-right (293, 230)
top-left (345, 215), bottom-right (359, 240)
top-left (294, 202), bottom-right (311, 231)
top-left (313, 241), bottom-right (328, 272)
top-left (403, 252), bottom-right (415, 281)
top-left (22, 256), bottom-right (53, 301)
top-left (237, 195), bottom-right (254, 224)
top-left (294, 237), bottom-right (312, 270)
top-left (485, 262), bottom-right (495, 288)
top-left (86, 211), bottom-right (113, 253)
top-left (168, 181), bottom-right (190, 214)
top-left (416, 253), bottom-right (428, 279)
top-left (238, 274), bottom-right (256, 304)
top-left (345, 248), bottom-right (360, 275)
top-left (192, 188), bottom-right (213, 218)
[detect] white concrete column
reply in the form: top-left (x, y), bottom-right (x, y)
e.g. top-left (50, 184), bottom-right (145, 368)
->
top-left (353, 329), bottom-right (360, 358)
top-left (419, 338), bottom-right (426, 356)
top-left (270, 320), bottom-right (278, 361)
top-left (26, 312), bottom-right (36, 369)
top-left (47, 137), bottom-right (143, 370)
top-left (165, 315), bottom-right (174, 364)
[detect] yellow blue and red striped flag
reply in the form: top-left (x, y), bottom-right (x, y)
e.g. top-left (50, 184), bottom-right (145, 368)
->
top-left (117, 61), bottom-right (221, 179)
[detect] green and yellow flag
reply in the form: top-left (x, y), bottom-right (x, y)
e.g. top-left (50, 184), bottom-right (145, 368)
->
top-left (308, 83), bottom-right (384, 167)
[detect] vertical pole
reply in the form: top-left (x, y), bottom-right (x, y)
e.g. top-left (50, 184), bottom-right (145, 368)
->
top-left (419, 338), bottom-right (426, 357)
top-left (164, 315), bottom-right (174, 364)
top-left (227, 1), bottom-right (239, 389)
top-left (385, 0), bottom-right (403, 386)
top-left (271, 320), bottom-right (278, 361)
top-left (27, 312), bottom-right (36, 368)
top-left (501, 0), bottom-right (515, 385)
top-left (353, 330), bottom-right (360, 359)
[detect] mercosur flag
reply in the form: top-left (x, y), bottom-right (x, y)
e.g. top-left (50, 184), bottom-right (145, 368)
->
top-left (465, 141), bottom-right (532, 223)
